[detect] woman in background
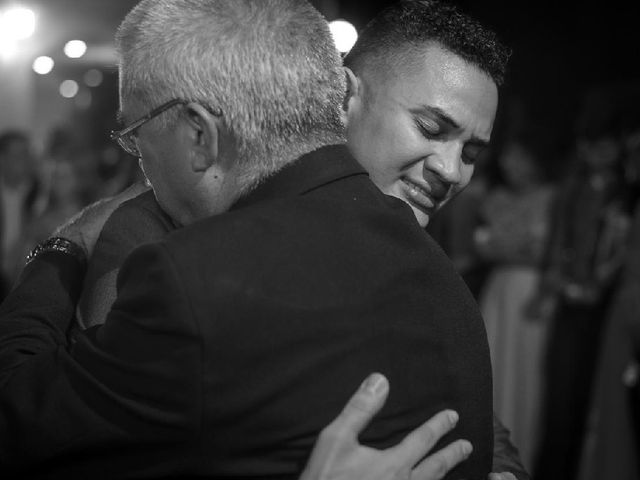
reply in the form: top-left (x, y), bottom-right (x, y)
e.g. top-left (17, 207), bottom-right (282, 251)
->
top-left (577, 116), bottom-right (640, 480)
top-left (474, 132), bottom-right (555, 471)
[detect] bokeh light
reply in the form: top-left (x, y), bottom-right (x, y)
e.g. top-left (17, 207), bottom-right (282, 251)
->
top-left (32, 56), bottom-right (54, 74)
top-left (0, 7), bottom-right (36, 41)
top-left (83, 68), bottom-right (103, 87)
top-left (328, 20), bottom-right (358, 54)
top-left (59, 79), bottom-right (79, 98)
top-left (64, 40), bottom-right (87, 59)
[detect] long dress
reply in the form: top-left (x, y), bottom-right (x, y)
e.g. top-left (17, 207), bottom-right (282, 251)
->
top-left (534, 170), bottom-right (629, 480)
top-left (476, 185), bottom-right (554, 471)
top-left (577, 199), bottom-right (640, 480)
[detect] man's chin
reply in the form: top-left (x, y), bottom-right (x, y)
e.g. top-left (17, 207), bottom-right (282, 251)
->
top-left (382, 189), bottom-right (432, 228)
top-left (409, 203), bottom-right (431, 228)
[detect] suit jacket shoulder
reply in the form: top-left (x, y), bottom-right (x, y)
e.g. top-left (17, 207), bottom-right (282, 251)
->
top-left (0, 241), bottom-right (202, 477)
top-left (78, 189), bottom-right (175, 328)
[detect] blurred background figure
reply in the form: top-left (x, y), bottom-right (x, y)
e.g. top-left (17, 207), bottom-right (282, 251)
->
top-left (0, 130), bottom-right (43, 297)
top-left (0, 123), bottom-right (142, 301)
top-left (577, 84), bottom-right (640, 480)
top-left (533, 86), bottom-right (631, 480)
top-left (27, 127), bottom-right (83, 244)
top-left (473, 128), bottom-right (556, 472)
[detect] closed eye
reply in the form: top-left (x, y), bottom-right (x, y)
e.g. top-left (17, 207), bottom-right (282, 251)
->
top-left (415, 117), bottom-right (442, 139)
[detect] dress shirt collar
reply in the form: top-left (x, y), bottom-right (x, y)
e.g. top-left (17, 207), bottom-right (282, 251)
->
top-left (231, 144), bottom-right (367, 211)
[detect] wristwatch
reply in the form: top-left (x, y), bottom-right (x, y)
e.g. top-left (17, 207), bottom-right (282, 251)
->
top-left (25, 237), bottom-right (87, 268)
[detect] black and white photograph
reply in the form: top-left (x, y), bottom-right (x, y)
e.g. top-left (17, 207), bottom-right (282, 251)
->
top-left (0, 1), bottom-right (638, 478)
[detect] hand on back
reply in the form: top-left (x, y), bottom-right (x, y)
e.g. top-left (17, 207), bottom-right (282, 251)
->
top-left (300, 373), bottom-right (473, 480)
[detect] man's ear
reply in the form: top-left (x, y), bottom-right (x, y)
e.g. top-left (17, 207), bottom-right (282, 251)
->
top-left (183, 103), bottom-right (223, 172)
top-left (342, 67), bottom-right (360, 126)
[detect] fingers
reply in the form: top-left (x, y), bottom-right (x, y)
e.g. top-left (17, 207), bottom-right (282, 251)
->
top-left (327, 373), bottom-right (390, 439)
top-left (412, 438), bottom-right (472, 480)
top-left (390, 409), bottom-right (461, 467)
top-left (300, 373), bottom-right (390, 479)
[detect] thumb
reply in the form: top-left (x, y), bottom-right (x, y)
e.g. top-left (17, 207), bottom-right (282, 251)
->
top-left (331, 372), bottom-right (389, 438)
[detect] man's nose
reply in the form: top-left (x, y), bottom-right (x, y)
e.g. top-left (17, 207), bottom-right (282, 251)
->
top-left (423, 143), bottom-right (463, 185)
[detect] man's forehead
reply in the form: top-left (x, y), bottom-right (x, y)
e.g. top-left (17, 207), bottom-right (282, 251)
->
top-left (366, 47), bottom-right (454, 103)
top-left (361, 43), bottom-right (497, 133)
top-left (398, 47), bottom-right (486, 91)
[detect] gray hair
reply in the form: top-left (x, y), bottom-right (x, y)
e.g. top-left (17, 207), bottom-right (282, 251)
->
top-left (116, 0), bottom-right (346, 190)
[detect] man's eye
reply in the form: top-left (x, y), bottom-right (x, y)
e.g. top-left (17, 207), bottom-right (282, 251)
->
top-left (415, 118), bottom-right (441, 138)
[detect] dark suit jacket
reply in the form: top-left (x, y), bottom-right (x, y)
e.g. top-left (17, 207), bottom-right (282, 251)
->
top-left (0, 145), bottom-right (494, 479)
top-left (81, 157), bottom-right (529, 479)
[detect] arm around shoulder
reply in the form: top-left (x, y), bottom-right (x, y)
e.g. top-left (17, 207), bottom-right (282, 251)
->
top-left (79, 190), bottom-right (173, 328)
top-left (0, 242), bottom-right (201, 476)
top-left (0, 249), bottom-right (85, 376)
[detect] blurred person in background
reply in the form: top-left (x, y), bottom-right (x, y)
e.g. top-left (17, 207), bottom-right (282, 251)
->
top-left (473, 129), bottom-right (556, 471)
top-left (0, 130), bottom-right (43, 296)
top-left (40, 126), bottom-right (122, 208)
top-left (577, 88), bottom-right (640, 480)
top-left (26, 129), bottom-right (84, 246)
top-left (29, 160), bottom-right (82, 244)
top-left (532, 86), bottom-right (630, 480)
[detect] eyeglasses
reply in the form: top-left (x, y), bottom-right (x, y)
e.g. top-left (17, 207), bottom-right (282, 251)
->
top-left (111, 98), bottom-right (223, 158)
top-left (110, 99), bottom-right (188, 157)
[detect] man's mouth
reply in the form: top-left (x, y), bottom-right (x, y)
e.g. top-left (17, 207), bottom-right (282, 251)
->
top-left (401, 178), bottom-right (437, 212)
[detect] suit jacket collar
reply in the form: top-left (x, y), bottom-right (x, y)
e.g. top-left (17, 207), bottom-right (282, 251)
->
top-left (231, 144), bottom-right (367, 211)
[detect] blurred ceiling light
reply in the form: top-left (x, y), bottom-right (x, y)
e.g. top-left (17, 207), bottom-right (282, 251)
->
top-left (32, 55), bottom-right (54, 74)
top-left (328, 19), bottom-right (357, 54)
top-left (83, 68), bottom-right (103, 87)
top-left (59, 79), bottom-right (79, 98)
top-left (64, 40), bottom-right (87, 59)
top-left (0, 6), bottom-right (36, 41)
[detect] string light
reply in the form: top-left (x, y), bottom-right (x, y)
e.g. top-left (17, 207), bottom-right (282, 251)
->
top-left (33, 56), bottom-right (54, 74)
top-left (0, 7), bottom-right (36, 41)
top-left (64, 40), bottom-right (87, 59)
top-left (328, 20), bottom-right (358, 54)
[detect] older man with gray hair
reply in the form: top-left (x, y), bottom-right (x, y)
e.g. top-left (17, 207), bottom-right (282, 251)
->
top-left (0, 0), bottom-right (479, 478)
top-left (114, 0), bottom-right (347, 225)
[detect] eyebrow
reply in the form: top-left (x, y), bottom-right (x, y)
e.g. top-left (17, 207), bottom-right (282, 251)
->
top-left (413, 105), bottom-right (491, 148)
